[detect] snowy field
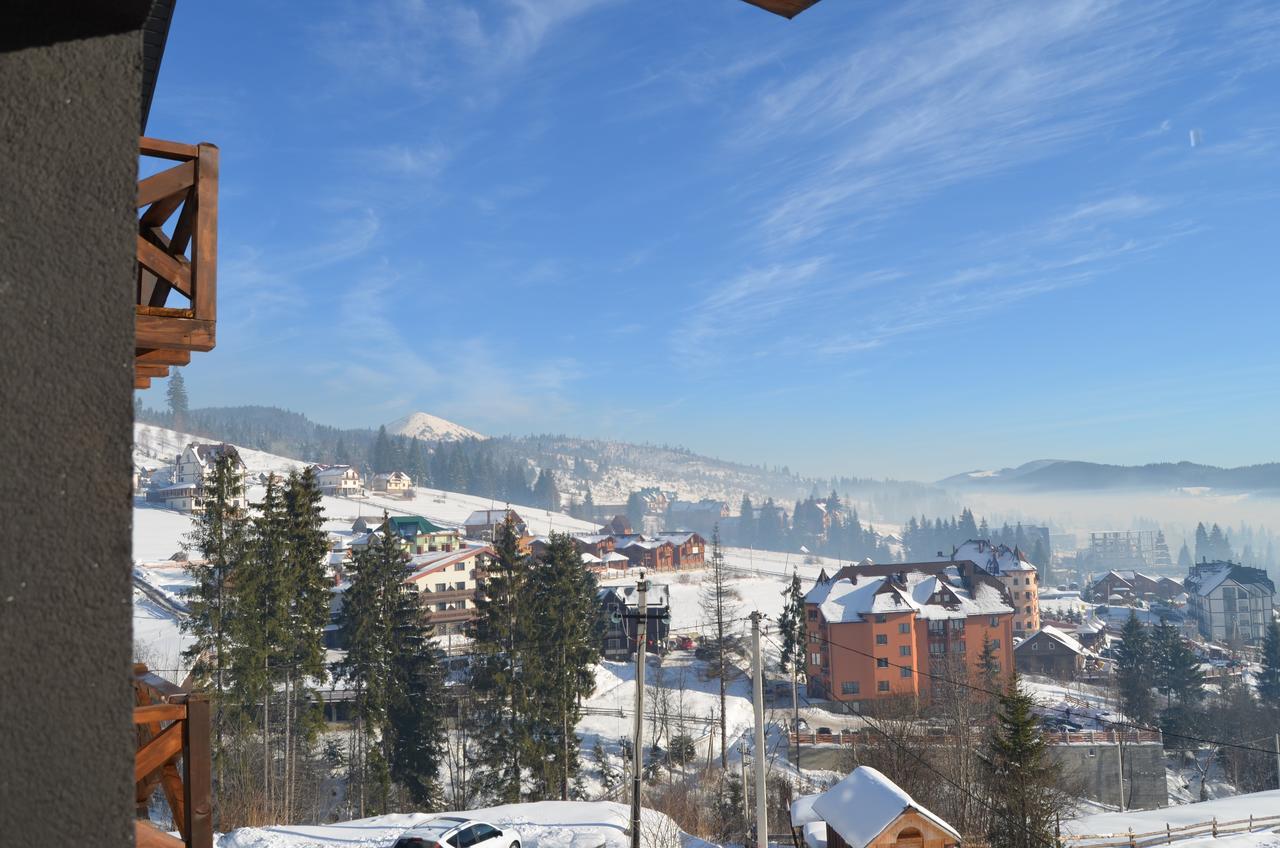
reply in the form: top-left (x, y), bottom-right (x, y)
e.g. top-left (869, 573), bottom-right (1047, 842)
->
top-left (218, 800), bottom-right (711, 848)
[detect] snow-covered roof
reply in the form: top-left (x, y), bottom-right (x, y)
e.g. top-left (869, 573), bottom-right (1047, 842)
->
top-left (581, 552), bottom-right (603, 564)
top-left (807, 570), bottom-right (1012, 623)
top-left (405, 546), bottom-right (490, 583)
top-left (944, 539), bottom-right (1036, 575)
top-left (790, 793), bottom-right (822, 827)
top-left (1025, 625), bottom-right (1087, 655)
top-left (602, 552), bottom-right (630, 563)
top-left (314, 464), bottom-right (357, 480)
top-left (464, 508), bottom-right (522, 525)
top-left (811, 767), bottom-right (960, 848)
top-left (599, 583), bottom-right (670, 608)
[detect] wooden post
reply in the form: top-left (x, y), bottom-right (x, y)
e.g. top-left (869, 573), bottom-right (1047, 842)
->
top-left (1212, 818), bottom-right (1218, 838)
top-left (184, 692), bottom-right (213, 848)
top-left (1166, 824), bottom-right (1171, 844)
top-left (1128, 827), bottom-right (1135, 848)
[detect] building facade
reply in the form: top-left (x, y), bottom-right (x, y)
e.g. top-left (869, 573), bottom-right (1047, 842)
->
top-left (1185, 561), bottom-right (1275, 645)
top-left (370, 470), bottom-right (413, 495)
top-left (598, 583), bottom-right (671, 659)
top-left (945, 540), bottom-right (1041, 634)
top-left (314, 464), bottom-right (362, 496)
top-left (404, 545), bottom-right (493, 636)
top-left (804, 565), bottom-right (1015, 708)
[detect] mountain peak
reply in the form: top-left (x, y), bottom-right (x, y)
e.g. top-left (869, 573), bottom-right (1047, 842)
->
top-left (387, 411), bottom-right (486, 443)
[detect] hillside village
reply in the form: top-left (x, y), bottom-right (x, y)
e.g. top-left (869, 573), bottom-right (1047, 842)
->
top-left (129, 421), bottom-right (1280, 848)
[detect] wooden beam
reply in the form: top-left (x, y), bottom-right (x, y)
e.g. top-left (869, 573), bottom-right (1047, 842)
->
top-left (193, 143), bottom-right (218, 323)
top-left (140, 137), bottom-right (198, 161)
top-left (184, 694), bottom-right (214, 848)
top-left (135, 349), bottom-right (191, 366)
top-left (138, 160), bottom-right (195, 208)
top-left (135, 375), bottom-right (152, 390)
top-left (137, 235), bottom-right (192, 298)
top-left (135, 720), bottom-right (184, 783)
top-left (136, 363), bottom-right (171, 379)
top-left (135, 313), bottom-right (215, 351)
top-left (140, 189), bottom-right (186, 229)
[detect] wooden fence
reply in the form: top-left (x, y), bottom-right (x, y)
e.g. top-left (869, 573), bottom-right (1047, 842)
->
top-left (787, 729), bottom-right (1161, 746)
top-left (1062, 814), bottom-right (1280, 848)
top-left (134, 663), bottom-right (212, 848)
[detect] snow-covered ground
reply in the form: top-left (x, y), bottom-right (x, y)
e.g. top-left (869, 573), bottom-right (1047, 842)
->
top-left (1065, 789), bottom-right (1280, 839)
top-left (218, 800), bottom-right (711, 848)
top-left (135, 423), bottom-right (306, 476)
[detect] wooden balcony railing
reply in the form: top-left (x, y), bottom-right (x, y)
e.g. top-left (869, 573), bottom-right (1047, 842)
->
top-left (134, 663), bottom-right (212, 848)
top-left (135, 137), bottom-right (218, 390)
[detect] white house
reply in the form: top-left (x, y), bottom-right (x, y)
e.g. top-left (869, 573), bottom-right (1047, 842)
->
top-left (370, 470), bottom-right (413, 496)
top-left (404, 545), bottom-right (494, 635)
top-left (1185, 561), bottom-right (1275, 645)
top-left (314, 464), bottom-right (362, 497)
top-left (146, 443), bottom-right (246, 512)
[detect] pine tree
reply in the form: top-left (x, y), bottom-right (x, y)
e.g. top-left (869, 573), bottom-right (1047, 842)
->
top-left (386, 573), bottom-right (447, 807)
top-left (1115, 611), bottom-right (1155, 724)
top-left (777, 569), bottom-right (806, 676)
top-left (339, 512), bottom-right (407, 814)
top-left (626, 491), bottom-right (647, 530)
top-left (525, 532), bottom-right (602, 799)
top-left (1151, 619), bottom-right (1204, 708)
top-left (985, 675), bottom-right (1066, 848)
top-left (280, 467), bottom-right (330, 819)
top-left (532, 469), bottom-right (561, 512)
top-left (1195, 523), bottom-right (1210, 563)
top-left (468, 516), bottom-right (532, 803)
top-left (1177, 543), bottom-right (1193, 571)
top-left (738, 495), bottom-right (755, 548)
top-left (1257, 623), bottom-right (1280, 702)
top-left (182, 453), bottom-right (250, 771)
top-left (978, 636), bottom-right (1001, 689)
top-left (167, 370), bottom-right (189, 429)
top-left (699, 526), bottom-right (740, 768)
top-left (958, 508), bottom-right (979, 540)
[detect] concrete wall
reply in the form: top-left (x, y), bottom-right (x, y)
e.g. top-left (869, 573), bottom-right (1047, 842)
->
top-left (1051, 742), bottom-right (1167, 811)
top-left (0, 1), bottom-right (150, 843)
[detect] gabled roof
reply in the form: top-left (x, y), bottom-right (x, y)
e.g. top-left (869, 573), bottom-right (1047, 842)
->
top-left (404, 546), bottom-right (491, 583)
top-left (186, 442), bottom-right (244, 467)
top-left (314, 464), bottom-right (357, 480)
top-left (811, 767), bottom-right (960, 848)
top-left (598, 583), bottom-right (671, 608)
top-left (807, 569), bottom-right (1012, 622)
top-left (386, 515), bottom-right (451, 536)
top-left (1017, 625), bottom-right (1086, 656)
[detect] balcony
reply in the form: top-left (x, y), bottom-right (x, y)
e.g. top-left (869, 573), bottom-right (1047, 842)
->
top-left (135, 137), bottom-right (218, 389)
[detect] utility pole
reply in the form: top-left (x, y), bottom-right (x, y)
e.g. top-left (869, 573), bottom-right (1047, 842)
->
top-left (1116, 730), bottom-right (1126, 812)
top-left (1275, 734), bottom-right (1279, 790)
top-left (629, 573), bottom-right (649, 848)
top-left (751, 612), bottom-right (768, 848)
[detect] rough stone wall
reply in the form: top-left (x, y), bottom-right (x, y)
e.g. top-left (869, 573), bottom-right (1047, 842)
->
top-left (1051, 742), bottom-right (1167, 811)
top-left (0, 2), bottom-right (150, 843)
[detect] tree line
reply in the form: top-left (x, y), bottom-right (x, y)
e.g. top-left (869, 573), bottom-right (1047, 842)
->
top-left (181, 461), bottom-right (600, 829)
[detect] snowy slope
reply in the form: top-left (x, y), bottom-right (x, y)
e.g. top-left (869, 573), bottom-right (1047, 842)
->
top-left (1066, 789), bottom-right (1280, 837)
top-left (134, 423), bottom-right (306, 476)
top-left (218, 800), bottom-right (711, 848)
top-left (388, 411), bottom-right (487, 443)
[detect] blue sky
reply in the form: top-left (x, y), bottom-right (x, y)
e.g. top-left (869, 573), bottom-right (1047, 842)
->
top-left (148, 0), bottom-right (1280, 481)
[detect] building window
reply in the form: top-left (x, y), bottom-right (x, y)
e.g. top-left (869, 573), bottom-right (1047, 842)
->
top-left (990, 639), bottom-right (1001, 650)
top-left (954, 641), bottom-right (966, 653)
top-left (1015, 620), bottom-right (1023, 630)
top-left (810, 653), bottom-right (821, 666)
top-left (875, 634), bottom-right (888, 645)
top-left (899, 645), bottom-right (911, 657)
top-left (841, 681), bottom-right (860, 695)
top-left (990, 616), bottom-right (999, 627)
top-left (1025, 592), bottom-right (1032, 599)
top-left (875, 614), bottom-right (887, 623)
top-left (876, 658), bottom-right (889, 668)
top-left (900, 667), bottom-right (912, 678)
top-left (436, 583), bottom-right (446, 591)
top-left (951, 619), bottom-right (965, 632)
top-left (898, 622), bottom-right (910, 634)
top-left (807, 609), bottom-right (817, 620)
top-left (929, 643), bottom-right (945, 655)
top-left (878, 681), bottom-right (890, 692)
top-left (928, 620), bottom-right (945, 634)
top-left (809, 632), bottom-right (818, 644)
top-left (1031, 642), bottom-right (1038, 651)
top-left (1025, 606), bottom-right (1032, 614)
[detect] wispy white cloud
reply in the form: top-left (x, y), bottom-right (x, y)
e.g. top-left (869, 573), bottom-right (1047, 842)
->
top-left (737, 0), bottom-right (1204, 246)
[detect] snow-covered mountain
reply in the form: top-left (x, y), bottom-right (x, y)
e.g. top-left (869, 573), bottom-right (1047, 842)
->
top-left (939, 459), bottom-right (1280, 493)
top-left (387, 411), bottom-right (486, 443)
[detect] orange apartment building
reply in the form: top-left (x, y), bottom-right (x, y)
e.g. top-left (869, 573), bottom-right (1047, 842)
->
top-left (805, 564), bottom-right (1015, 707)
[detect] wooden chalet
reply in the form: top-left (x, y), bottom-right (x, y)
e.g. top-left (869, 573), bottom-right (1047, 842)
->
top-left (793, 767), bottom-right (961, 848)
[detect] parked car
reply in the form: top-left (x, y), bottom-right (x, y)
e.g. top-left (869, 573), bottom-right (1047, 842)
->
top-left (394, 817), bottom-right (519, 848)
top-left (815, 726), bottom-right (834, 737)
top-left (675, 635), bottom-right (695, 651)
top-left (791, 717), bottom-right (809, 732)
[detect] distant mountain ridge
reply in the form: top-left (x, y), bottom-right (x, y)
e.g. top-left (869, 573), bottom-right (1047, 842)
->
top-left (940, 459), bottom-right (1280, 493)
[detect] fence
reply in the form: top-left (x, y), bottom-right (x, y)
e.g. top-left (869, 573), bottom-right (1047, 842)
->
top-left (1062, 814), bottom-right (1280, 848)
top-left (787, 729), bottom-right (1161, 746)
